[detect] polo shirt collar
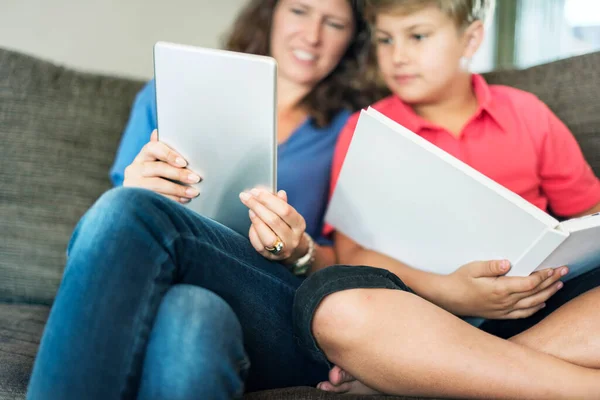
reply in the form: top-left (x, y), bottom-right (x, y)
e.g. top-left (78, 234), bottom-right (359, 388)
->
top-left (388, 74), bottom-right (511, 135)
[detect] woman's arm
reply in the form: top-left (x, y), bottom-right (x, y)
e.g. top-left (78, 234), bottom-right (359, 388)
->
top-left (110, 80), bottom-right (157, 186)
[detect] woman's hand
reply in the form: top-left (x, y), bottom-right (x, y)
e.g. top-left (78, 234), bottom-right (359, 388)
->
top-left (440, 259), bottom-right (567, 319)
top-left (123, 130), bottom-right (201, 203)
top-left (239, 188), bottom-right (308, 263)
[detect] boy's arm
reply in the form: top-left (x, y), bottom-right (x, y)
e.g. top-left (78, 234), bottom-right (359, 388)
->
top-left (334, 230), bottom-right (449, 308)
top-left (573, 201), bottom-right (600, 217)
top-left (333, 230), bottom-right (563, 319)
top-left (536, 103), bottom-right (600, 218)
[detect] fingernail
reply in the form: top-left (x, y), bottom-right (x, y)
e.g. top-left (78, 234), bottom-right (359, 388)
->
top-left (250, 188), bottom-right (261, 197)
top-left (239, 192), bottom-right (251, 201)
top-left (557, 282), bottom-right (563, 290)
top-left (188, 173), bottom-right (201, 183)
top-left (561, 268), bottom-right (568, 276)
top-left (548, 269), bottom-right (554, 277)
top-left (186, 187), bottom-right (199, 197)
top-left (180, 197), bottom-right (191, 204)
top-left (500, 260), bottom-right (510, 270)
top-left (541, 303), bottom-right (546, 308)
top-left (176, 157), bottom-right (187, 167)
top-left (249, 210), bottom-right (256, 218)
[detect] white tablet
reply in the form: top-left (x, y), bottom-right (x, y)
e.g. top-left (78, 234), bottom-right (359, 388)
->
top-left (153, 41), bottom-right (277, 235)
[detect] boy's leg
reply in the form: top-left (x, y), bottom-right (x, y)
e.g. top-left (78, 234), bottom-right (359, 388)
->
top-left (294, 266), bottom-right (600, 399)
top-left (481, 266), bottom-right (600, 368)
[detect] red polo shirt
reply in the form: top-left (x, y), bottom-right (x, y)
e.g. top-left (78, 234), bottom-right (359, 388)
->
top-left (324, 74), bottom-right (600, 236)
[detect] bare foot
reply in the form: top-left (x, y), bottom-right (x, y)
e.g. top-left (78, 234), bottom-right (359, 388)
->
top-left (317, 365), bottom-right (381, 395)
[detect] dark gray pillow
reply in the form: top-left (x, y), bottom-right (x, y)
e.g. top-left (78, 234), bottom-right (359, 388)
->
top-left (0, 48), bottom-right (145, 304)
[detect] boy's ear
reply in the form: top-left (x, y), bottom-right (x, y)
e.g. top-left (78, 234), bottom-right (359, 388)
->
top-left (462, 20), bottom-right (485, 59)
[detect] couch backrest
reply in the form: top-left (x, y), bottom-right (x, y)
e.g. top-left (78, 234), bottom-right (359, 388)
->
top-left (0, 48), bottom-right (599, 305)
top-left (0, 48), bottom-right (144, 304)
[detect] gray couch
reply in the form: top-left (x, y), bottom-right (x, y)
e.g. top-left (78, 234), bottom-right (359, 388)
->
top-left (1, 47), bottom-right (599, 400)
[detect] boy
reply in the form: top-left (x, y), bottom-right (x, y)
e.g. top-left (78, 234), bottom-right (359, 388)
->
top-left (293, 0), bottom-right (600, 398)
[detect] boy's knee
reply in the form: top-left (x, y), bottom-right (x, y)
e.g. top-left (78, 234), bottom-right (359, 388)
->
top-left (293, 265), bottom-right (412, 364)
top-left (312, 289), bottom-right (371, 357)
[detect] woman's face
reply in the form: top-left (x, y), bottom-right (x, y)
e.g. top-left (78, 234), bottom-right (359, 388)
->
top-left (270, 0), bottom-right (355, 88)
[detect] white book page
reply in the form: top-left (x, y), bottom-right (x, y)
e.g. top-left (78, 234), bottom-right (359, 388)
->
top-left (366, 108), bottom-right (559, 228)
top-left (558, 212), bottom-right (600, 232)
top-left (325, 110), bottom-right (558, 275)
top-left (538, 223), bottom-right (600, 280)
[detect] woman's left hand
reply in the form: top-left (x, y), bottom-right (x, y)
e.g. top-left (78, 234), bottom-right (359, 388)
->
top-left (239, 188), bottom-right (308, 263)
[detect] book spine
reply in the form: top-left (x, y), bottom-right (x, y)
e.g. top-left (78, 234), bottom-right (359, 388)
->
top-left (507, 228), bottom-right (568, 277)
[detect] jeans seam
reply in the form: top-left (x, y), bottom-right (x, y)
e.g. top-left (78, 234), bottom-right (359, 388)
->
top-left (120, 233), bottom-right (181, 399)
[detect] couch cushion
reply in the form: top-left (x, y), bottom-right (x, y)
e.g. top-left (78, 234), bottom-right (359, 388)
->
top-left (0, 304), bottom-right (49, 400)
top-left (244, 387), bottom-right (430, 399)
top-left (483, 51), bottom-right (600, 177)
top-left (0, 48), bottom-right (145, 304)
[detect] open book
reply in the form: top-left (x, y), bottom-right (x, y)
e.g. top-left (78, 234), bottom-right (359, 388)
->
top-left (325, 107), bottom-right (600, 281)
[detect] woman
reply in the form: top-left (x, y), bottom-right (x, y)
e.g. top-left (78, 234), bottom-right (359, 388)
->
top-left (27, 0), bottom-right (382, 399)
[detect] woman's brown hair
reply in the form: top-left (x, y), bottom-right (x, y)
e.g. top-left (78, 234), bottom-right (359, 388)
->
top-left (223, 0), bottom-right (385, 127)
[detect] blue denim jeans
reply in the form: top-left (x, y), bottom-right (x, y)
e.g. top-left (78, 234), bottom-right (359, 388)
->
top-left (27, 187), bottom-right (329, 399)
top-left (138, 284), bottom-right (249, 400)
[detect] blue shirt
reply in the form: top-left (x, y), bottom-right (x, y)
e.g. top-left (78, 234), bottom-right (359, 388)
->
top-left (110, 79), bottom-right (350, 245)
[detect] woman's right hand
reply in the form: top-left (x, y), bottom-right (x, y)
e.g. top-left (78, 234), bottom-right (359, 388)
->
top-left (123, 130), bottom-right (202, 203)
top-left (440, 260), bottom-right (567, 319)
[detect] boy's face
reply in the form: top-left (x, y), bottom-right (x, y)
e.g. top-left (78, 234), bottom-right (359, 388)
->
top-left (374, 6), bottom-right (482, 104)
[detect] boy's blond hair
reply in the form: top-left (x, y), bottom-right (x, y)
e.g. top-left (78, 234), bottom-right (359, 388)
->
top-left (365, 0), bottom-right (494, 29)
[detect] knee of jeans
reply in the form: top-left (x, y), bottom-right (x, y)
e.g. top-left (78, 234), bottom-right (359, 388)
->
top-left (93, 187), bottom-right (163, 218)
top-left (67, 187), bottom-right (164, 256)
top-left (312, 289), bottom-right (372, 356)
top-left (160, 285), bottom-right (244, 340)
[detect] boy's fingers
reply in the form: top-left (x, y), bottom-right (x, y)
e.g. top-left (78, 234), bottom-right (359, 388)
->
top-left (511, 268), bottom-right (565, 300)
top-left (470, 260), bottom-right (510, 278)
top-left (503, 302), bottom-right (546, 320)
top-left (504, 269), bottom-right (553, 294)
top-left (513, 281), bottom-right (563, 310)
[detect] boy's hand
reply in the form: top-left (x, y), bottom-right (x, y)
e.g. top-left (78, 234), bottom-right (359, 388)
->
top-left (442, 260), bottom-right (567, 319)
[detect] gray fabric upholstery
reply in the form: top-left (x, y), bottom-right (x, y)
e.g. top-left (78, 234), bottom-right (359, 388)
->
top-left (245, 387), bottom-right (429, 399)
top-left (0, 46), bottom-right (599, 399)
top-left (0, 48), bottom-right (145, 304)
top-left (0, 304), bottom-right (49, 400)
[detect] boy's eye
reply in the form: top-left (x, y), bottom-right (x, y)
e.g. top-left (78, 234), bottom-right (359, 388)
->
top-left (411, 33), bottom-right (428, 41)
top-left (376, 37), bottom-right (393, 45)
